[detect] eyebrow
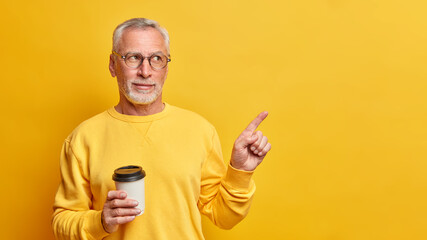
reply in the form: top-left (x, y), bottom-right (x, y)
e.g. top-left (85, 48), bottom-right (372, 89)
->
top-left (126, 51), bottom-right (166, 56)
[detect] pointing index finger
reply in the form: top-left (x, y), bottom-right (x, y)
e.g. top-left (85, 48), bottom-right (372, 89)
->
top-left (245, 111), bottom-right (268, 132)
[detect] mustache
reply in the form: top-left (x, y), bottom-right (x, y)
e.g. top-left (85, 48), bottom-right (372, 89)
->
top-left (130, 79), bottom-right (156, 85)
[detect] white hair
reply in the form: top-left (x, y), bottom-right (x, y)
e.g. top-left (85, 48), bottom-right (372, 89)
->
top-left (112, 18), bottom-right (170, 54)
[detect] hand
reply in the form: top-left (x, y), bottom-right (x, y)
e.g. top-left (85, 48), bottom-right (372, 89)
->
top-left (230, 111), bottom-right (272, 171)
top-left (101, 190), bottom-right (140, 233)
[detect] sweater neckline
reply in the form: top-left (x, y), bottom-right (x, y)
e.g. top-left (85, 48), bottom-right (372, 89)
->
top-left (107, 103), bottom-right (171, 123)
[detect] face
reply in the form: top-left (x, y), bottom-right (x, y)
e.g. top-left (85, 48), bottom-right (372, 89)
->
top-left (109, 27), bottom-right (169, 106)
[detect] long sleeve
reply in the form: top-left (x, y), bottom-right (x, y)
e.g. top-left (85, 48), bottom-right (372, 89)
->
top-left (53, 105), bottom-right (255, 239)
top-left (197, 128), bottom-right (256, 229)
top-left (52, 139), bottom-right (109, 240)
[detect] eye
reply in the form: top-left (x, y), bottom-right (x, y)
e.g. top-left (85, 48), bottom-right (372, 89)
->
top-left (151, 55), bottom-right (164, 63)
top-left (126, 54), bottom-right (142, 62)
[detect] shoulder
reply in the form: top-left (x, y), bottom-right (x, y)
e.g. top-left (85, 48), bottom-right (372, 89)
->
top-left (65, 110), bottom-right (111, 144)
top-left (166, 105), bottom-right (220, 148)
top-left (168, 105), bottom-right (215, 130)
top-left (167, 105), bottom-right (218, 138)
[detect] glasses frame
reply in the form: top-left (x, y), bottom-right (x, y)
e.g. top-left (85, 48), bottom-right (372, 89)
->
top-left (112, 50), bottom-right (171, 70)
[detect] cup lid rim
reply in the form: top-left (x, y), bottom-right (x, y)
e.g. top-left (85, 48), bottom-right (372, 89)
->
top-left (112, 165), bottom-right (146, 182)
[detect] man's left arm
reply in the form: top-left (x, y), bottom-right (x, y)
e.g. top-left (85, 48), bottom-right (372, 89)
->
top-left (197, 112), bottom-right (271, 229)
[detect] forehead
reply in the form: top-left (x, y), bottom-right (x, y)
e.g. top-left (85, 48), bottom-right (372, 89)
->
top-left (118, 27), bottom-right (167, 54)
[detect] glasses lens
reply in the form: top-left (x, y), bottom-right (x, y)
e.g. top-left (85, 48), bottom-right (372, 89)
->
top-left (123, 52), bottom-right (169, 69)
top-left (125, 53), bottom-right (143, 68)
top-left (150, 54), bottom-right (168, 69)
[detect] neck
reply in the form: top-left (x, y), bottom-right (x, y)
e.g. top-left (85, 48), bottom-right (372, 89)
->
top-left (115, 95), bottom-right (165, 116)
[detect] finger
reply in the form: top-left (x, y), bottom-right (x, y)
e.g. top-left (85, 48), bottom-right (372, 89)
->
top-left (258, 142), bottom-right (272, 157)
top-left (110, 207), bottom-right (141, 217)
top-left (105, 216), bottom-right (136, 226)
top-left (244, 111), bottom-right (268, 133)
top-left (107, 190), bottom-right (127, 200)
top-left (234, 131), bottom-right (258, 150)
top-left (254, 135), bottom-right (268, 155)
top-left (109, 199), bottom-right (139, 209)
top-left (249, 131), bottom-right (263, 152)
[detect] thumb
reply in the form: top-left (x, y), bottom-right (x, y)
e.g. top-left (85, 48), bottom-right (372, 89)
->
top-left (248, 133), bottom-right (259, 144)
top-left (235, 132), bottom-right (259, 150)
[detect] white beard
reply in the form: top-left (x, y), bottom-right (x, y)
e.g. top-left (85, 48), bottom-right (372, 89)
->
top-left (121, 79), bottom-right (163, 105)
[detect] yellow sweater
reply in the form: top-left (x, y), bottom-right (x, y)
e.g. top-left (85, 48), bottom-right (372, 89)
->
top-left (52, 103), bottom-right (256, 240)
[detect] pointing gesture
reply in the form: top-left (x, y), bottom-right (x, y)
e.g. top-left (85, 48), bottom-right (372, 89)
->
top-left (230, 111), bottom-right (272, 171)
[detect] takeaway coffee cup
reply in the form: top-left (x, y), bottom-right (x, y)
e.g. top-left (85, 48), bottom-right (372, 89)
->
top-left (112, 165), bottom-right (146, 216)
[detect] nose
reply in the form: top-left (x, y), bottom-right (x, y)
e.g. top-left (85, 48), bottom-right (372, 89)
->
top-left (138, 58), bottom-right (152, 78)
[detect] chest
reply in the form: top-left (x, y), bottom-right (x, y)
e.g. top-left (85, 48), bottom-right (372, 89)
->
top-left (88, 122), bottom-right (210, 202)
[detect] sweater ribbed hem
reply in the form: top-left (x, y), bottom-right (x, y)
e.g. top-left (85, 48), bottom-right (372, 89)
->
top-left (223, 163), bottom-right (254, 190)
top-left (107, 103), bottom-right (171, 122)
top-left (85, 210), bottom-right (109, 240)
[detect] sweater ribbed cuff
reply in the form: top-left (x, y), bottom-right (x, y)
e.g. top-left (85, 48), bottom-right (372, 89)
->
top-left (85, 210), bottom-right (110, 240)
top-left (223, 163), bottom-right (255, 190)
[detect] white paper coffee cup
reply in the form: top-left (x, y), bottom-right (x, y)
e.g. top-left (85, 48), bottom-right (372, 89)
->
top-left (112, 165), bottom-right (146, 216)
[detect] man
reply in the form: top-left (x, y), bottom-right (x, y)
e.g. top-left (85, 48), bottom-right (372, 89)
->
top-left (52, 18), bottom-right (271, 240)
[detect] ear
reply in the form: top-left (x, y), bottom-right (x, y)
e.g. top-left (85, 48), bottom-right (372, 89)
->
top-left (109, 54), bottom-right (116, 77)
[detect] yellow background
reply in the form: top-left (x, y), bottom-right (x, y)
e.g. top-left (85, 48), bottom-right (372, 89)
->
top-left (1, 0), bottom-right (426, 239)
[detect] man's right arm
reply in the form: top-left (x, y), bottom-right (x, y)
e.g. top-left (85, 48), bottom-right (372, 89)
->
top-left (52, 139), bottom-right (142, 239)
top-left (52, 139), bottom-right (110, 240)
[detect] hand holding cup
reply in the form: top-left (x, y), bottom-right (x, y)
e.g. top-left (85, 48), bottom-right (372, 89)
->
top-left (102, 165), bottom-right (146, 233)
top-left (101, 190), bottom-right (140, 233)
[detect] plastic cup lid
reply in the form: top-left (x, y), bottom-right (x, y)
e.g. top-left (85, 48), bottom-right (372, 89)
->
top-left (112, 165), bottom-right (146, 182)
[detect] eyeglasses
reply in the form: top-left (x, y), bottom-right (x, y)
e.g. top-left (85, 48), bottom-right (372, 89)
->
top-left (112, 51), bottom-right (171, 70)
